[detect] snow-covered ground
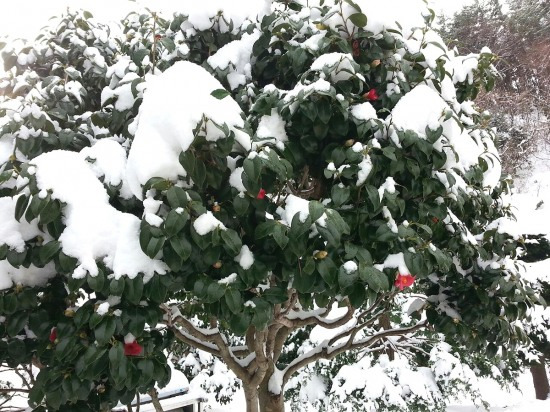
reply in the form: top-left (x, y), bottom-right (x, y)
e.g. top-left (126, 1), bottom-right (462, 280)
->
top-left (198, 369), bottom-right (550, 411)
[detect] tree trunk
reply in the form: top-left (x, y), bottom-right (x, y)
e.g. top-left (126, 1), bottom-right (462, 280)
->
top-left (243, 380), bottom-right (285, 412)
top-left (379, 313), bottom-right (395, 361)
top-left (148, 388), bottom-right (164, 412)
top-left (259, 380), bottom-right (284, 412)
top-left (244, 385), bottom-right (260, 412)
top-left (531, 356), bottom-right (550, 400)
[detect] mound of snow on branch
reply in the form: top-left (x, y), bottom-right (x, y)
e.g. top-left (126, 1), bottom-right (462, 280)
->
top-left (32, 151), bottom-right (167, 281)
top-left (126, 61), bottom-right (251, 199)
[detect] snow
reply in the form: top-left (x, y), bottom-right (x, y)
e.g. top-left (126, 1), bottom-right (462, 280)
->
top-left (218, 273), bottom-right (238, 285)
top-left (31, 150), bottom-right (167, 281)
top-left (229, 167), bottom-right (247, 193)
top-left (126, 61), bottom-right (251, 200)
top-left (282, 79), bottom-right (333, 113)
top-left (180, 0), bottom-right (271, 32)
top-left (96, 301), bottom-right (110, 316)
top-left (378, 177), bottom-right (397, 201)
top-left (101, 82), bottom-right (136, 111)
top-left (357, 154), bottom-right (373, 185)
top-left (80, 139), bottom-right (128, 188)
top-left (0, 261), bottom-right (56, 290)
top-left (310, 53), bottom-right (358, 82)
top-left (124, 333), bottom-right (135, 344)
top-left (278, 194), bottom-right (327, 227)
top-left (255, 109), bottom-right (288, 150)
top-left (343, 261), bottom-right (358, 274)
top-left (0, 196), bottom-right (41, 253)
top-left (268, 368), bottom-right (284, 395)
top-left (391, 85), bottom-right (447, 137)
top-left (235, 245), bottom-right (254, 270)
top-left (326, 0), bottom-right (428, 37)
top-left (207, 31), bottom-right (260, 90)
top-left (351, 102), bottom-right (378, 121)
top-left (375, 252), bottom-right (410, 275)
top-left (193, 211), bottom-right (227, 236)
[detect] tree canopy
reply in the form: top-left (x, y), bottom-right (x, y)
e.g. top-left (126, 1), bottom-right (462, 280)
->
top-left (0, 1), bottom-right (541, 411)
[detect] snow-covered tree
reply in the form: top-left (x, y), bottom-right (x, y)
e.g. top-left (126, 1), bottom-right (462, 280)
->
top-left (0, 1), bottom-right (541, 411)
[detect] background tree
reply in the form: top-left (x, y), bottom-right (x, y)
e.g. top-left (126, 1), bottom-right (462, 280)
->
top-left (439, 0), bottom-right (550, 175)
top-left (0, 1), bottom-right (541, 411)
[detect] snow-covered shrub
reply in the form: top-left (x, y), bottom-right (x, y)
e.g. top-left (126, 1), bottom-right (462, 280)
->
top-left (0, 1), bottom-right (541, 411)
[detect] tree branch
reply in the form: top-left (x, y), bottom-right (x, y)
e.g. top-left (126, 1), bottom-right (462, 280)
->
top-left (281, 320), bottom-right (428, 386)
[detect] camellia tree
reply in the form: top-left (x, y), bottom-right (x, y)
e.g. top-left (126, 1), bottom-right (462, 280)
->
top-left (0, 1), bottom-right (541, 411)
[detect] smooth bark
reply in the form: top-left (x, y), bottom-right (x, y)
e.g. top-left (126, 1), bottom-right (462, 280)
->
top-left (531, 356), bottom-right (550, 400)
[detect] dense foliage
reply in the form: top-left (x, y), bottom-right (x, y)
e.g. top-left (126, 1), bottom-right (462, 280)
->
top-left (0, 1), bottom-right (541, 411)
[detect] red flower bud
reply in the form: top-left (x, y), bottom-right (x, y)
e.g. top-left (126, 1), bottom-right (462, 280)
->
top-left (256, 188), bottom-right (266, 199)
top-left (363, 89), bottom-right (379, 101)
top-left (124, 341), bottom-right (143, 356)
top-left (154, 34), bottom-right (162, 41)
top-left (432, 217), bottom-right (439, 223)
top-left (394, 273), bottom-right (416, 291)
top-left (49, 327), bottom-right (57, 343)
top-left (352, 40), bottom-right (360, 50)
top-left (353, 48), bottom-right (360, 57)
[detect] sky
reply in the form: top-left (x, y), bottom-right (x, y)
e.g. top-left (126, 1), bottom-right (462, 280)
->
top-left (0, 0), bottom-right (475, 40)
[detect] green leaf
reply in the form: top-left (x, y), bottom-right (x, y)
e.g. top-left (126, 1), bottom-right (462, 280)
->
top-left (308, 201), bottom-right (325, 222)
top-left (221, 229), bottom-right (242, 256)
top-left (145, 236), bottom-right (165, 259)
top-left (233, 195), bottom-right (249, 216)
top-left (348, 286), bottom-right (366, 308)
top-left (126, 276), bottom-right (144, 305)
top-left (87, 271), bottom-right (105, 293)
top-left (206, 282), bottom-right (225, 303)
top-left (331, 185), bottom-right (350, 207)
top-left (170, 235), bottom-right (192, 261)
top-left (15, 194), bottom-right (29, 222)
top-left (255, 221), bottom-right (277, 240)
top-left (338, 265), bottom-right (358, 290)
top-left (230, 312), bottom-right (251, 335)
top-left (359, 265), bottom-right (389, 292)
top-left (317, 258), bottom-right (338, 288)
top-left (132, 48), bottom-right (150, 65)
top-left (166, 186), bottom-right (188, 208)
top-left (7, 311), bottom-right (28, 337)
top-left (382, 147), bottom-right (397, 161)
top-left (144, 177), bottom-right (172, 192)
top-left (211, 89), bottom-right (230, 100)
top-left (159, 37), bottom-right (176, 52)
top-left (348, 13), bottom-right (368, 27)
top-left (164, 209), bottom-right (188, 237)
top-left (6, 249), bottom-right (26, 267)
top-left (225, 289), bottom-right (242, 314)
top-left (109, 278), bottom-right (125, 296)
top-left (7, 339), bottom-right (26, 363)
top-left (243, 157), bottom-right (262, 185)
top-left (95, 317), bottom-right (116, 345)
top-left (138, 359), bottom-right (155, 386)
top-left (272, 224), bottom-right (289, 250)
top-left (39, 199), bottom-right (61, 226)
top-left (39, 241), bottom-right (61, 263)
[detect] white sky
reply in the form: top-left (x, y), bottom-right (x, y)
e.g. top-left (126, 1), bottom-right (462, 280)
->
top-left (0, 0), bottom-right (474, 40)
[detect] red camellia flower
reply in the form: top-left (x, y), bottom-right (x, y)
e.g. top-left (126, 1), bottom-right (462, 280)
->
top-left (394, 273), bottom-right (416, 291)
top-left (363, 89), bottom-right (379, 101)
top-left (124, 341), bottom-right (143, 356)
top-left (49, 327), bottom-right (57, 343)
top-left (256, 188), bottom-right (266, 199)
